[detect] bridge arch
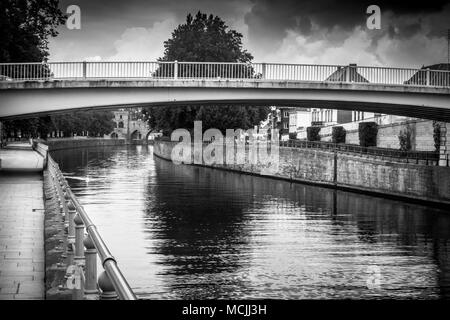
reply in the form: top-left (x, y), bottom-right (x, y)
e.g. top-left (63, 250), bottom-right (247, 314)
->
top-left (130, 130), bottom-right (142, 140)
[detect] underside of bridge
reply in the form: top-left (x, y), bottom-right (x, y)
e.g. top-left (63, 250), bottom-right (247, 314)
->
top-left (0, 80), bottom-right (450, 122)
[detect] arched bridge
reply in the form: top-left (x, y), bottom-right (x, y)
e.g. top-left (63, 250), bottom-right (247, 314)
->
top-left (0, 61), bottom-right (449, 121)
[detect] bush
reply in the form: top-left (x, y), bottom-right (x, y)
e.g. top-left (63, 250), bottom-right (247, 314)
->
top-left (398, 125), bottom-right (412, 151)
top-left (307, 126), bottom-right (321, 141)
top-left (332, 126), bottom-right (346, 144)
top-left (433, 121), bottom-right (441, 152)
top-left (358, 122), bottom-right (378, 147)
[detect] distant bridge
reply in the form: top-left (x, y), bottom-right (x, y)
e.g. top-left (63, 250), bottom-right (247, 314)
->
top-left (0, 61), bottom-right (449, 121)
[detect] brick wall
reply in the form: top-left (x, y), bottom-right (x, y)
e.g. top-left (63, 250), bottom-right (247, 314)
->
top-left (154, 140), bottom-right (450, 204)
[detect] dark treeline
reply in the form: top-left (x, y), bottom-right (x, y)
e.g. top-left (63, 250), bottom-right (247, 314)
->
top-left (3, 111), bottom-right (115, 140)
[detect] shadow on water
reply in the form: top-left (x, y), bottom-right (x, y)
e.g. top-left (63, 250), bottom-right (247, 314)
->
top-left (52, 145), bottom-right (450, 299)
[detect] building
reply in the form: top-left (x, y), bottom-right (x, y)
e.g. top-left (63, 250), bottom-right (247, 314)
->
top-left (289, 108), bottom-right (311, 133)
top-left (404, 63), bottom-right (450, 86)
top-left (110, 110), bottom-right (129, 139)
top-left (352, 111), bottom-right (383, 122)
top-left (311, 108), bottom-right (352, 126)
top-left (108, 108), bottom-right (151, 141)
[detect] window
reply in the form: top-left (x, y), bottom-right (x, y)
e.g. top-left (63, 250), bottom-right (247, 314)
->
top-left (118, 121), bottom-right (124, 128)
top-left (283, 111), bottom-right (289, 118)
top-left (120, 115), bottom-right (123, 119)
top-left (283, 122), bottom-right (288, 129)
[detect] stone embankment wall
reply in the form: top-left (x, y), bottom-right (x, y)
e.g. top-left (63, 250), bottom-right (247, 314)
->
top-left (154, 140), bottom-right (450, 205)
top-left (45, 138), bottom-right (126, 151)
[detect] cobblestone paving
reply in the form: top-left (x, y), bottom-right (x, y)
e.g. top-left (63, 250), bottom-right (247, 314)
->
top-left (0, 173), bottom-right (45, 300)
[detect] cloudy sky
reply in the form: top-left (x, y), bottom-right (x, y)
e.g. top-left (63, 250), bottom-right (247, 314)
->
top-left (48, 0), bottom-right (450, 67)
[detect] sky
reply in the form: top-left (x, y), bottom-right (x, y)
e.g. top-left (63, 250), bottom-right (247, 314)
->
top-left (48, 0), bottom-right (450, 68)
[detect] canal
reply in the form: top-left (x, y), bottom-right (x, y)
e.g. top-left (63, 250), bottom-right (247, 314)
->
top-left (52, 145), bottom-right (450, 299)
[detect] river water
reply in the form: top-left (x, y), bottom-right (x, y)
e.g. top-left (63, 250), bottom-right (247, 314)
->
top-left (51, 145), bottom-right (450, 299)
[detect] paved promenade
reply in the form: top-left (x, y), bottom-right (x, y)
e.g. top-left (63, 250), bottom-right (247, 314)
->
top-left (0, 172), bottom-right (45, 300)
top-left (0, 143), bottom-right (45, 300)
top-left (0, 142), bottom-right (44, 172)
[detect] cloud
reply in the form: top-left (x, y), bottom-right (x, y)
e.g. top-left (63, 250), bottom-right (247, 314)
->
top-left (244, 0), bottom-right (450, 62)
top-left (245, 1), bottom-right (450, 67)
top-left (108, 19), bottom-right (178, 61)
top-left (47, 0), bottom-right (450, 67)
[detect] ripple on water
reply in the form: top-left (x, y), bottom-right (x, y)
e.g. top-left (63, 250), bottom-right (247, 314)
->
top-left (52, 145), bottom-right (450, 299)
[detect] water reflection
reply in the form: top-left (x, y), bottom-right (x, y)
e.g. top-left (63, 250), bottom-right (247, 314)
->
top-left (52, 145), bottom-right (450, 299)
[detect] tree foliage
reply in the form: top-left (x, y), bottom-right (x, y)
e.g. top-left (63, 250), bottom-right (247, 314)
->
top-left (358, 122), bottom-right (378, 147)
top-left (143, 105), bottom-right (268, 135)
top-left (307, 126), bottom-right (321, 141)
top-left (398, 125), bottom-right (412, 151)
top-left (0, 1), bottom-right (66, 140)
top-left (432, 121), bottom-right (441, 152)
top-left (3, 111), bottom-right (115, 139)
top-left (145, 11), bottom-right (269, 134)
top-left (332, 126), bottom-right (346, 144)
top-left (0, 0), bottom-right (65, 62)
top-left (160, 11), bottom-right (252, 63)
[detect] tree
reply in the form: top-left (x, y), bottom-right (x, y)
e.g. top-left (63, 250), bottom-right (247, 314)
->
top-left (3, 110), bottom-right (115, 139)
top-left (358, 122), bottom-right (378, 147)
top-left (51, 110), bottom-right (115, 137)
top-left (307, 126), bottom-right (321, 141)
top-left (398, 125), bottom-right (412, 152)
top-left (332, 126), bottom-right (346, 144)
top-left (0, 0), bottom-right (66, 63)
top-left (160, 11), bottom-right (252, 63)
top-left (433, 121), bottom-right (441, 152)
top-left (1, 0), bottom-right (65, 140)
top-left (144, 12), bottom-right (269, 134)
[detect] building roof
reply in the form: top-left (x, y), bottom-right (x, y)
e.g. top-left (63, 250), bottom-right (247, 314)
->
top-left (404, 63), bottom-right (450, 85)
top-left (326, 64), bottom-right (369, 83)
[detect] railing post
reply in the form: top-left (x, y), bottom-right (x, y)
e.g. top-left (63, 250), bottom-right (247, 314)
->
top-left (83, 235), bottom-right (98, 297)
top-left (82, 61), bottom-right (87, 79)
top-left (74, 213), bottom-right (85, 264)
top-left (98, 271), bottom-right (118, 300)
top-left (67, 201), bottom-right (76, 245)
top-left (426, 68), bottom-right (430, 86)
top-left (346, 64), bottom-right (351, 82)
top-left (261, 63), bottom-right (266, 80)
top-left (174, 60), bottom-right (178, 80)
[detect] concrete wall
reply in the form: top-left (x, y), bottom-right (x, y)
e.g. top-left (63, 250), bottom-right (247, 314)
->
top-left (45, 138), bottom-right (126, 151)
top-left (154, 139), bottom-right (450, 205)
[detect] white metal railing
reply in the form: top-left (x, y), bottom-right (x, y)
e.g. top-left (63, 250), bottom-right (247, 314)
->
top-left (0, 61), bottom-right (449, 87)
top-left (41, 148), bottom-right (138, 300)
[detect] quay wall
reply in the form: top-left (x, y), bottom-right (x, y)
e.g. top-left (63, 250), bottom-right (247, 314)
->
top-left (44, 138), bottom-right (127, 151)
top-left (153, 140), bottom-right (450, 205)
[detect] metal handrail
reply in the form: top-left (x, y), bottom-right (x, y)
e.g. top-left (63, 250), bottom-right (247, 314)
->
top-left (1, 61), bottom-right (449, 87)
top-left (47, 155), bottom-right (137, 300)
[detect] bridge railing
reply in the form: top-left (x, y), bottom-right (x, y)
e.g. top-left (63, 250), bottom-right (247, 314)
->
top-left (46, 154), bottom-right (137, 300)
top-left (1, 61), bottom-right (449, 87)
top-left (281, 139), bottom-right (442, 165)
